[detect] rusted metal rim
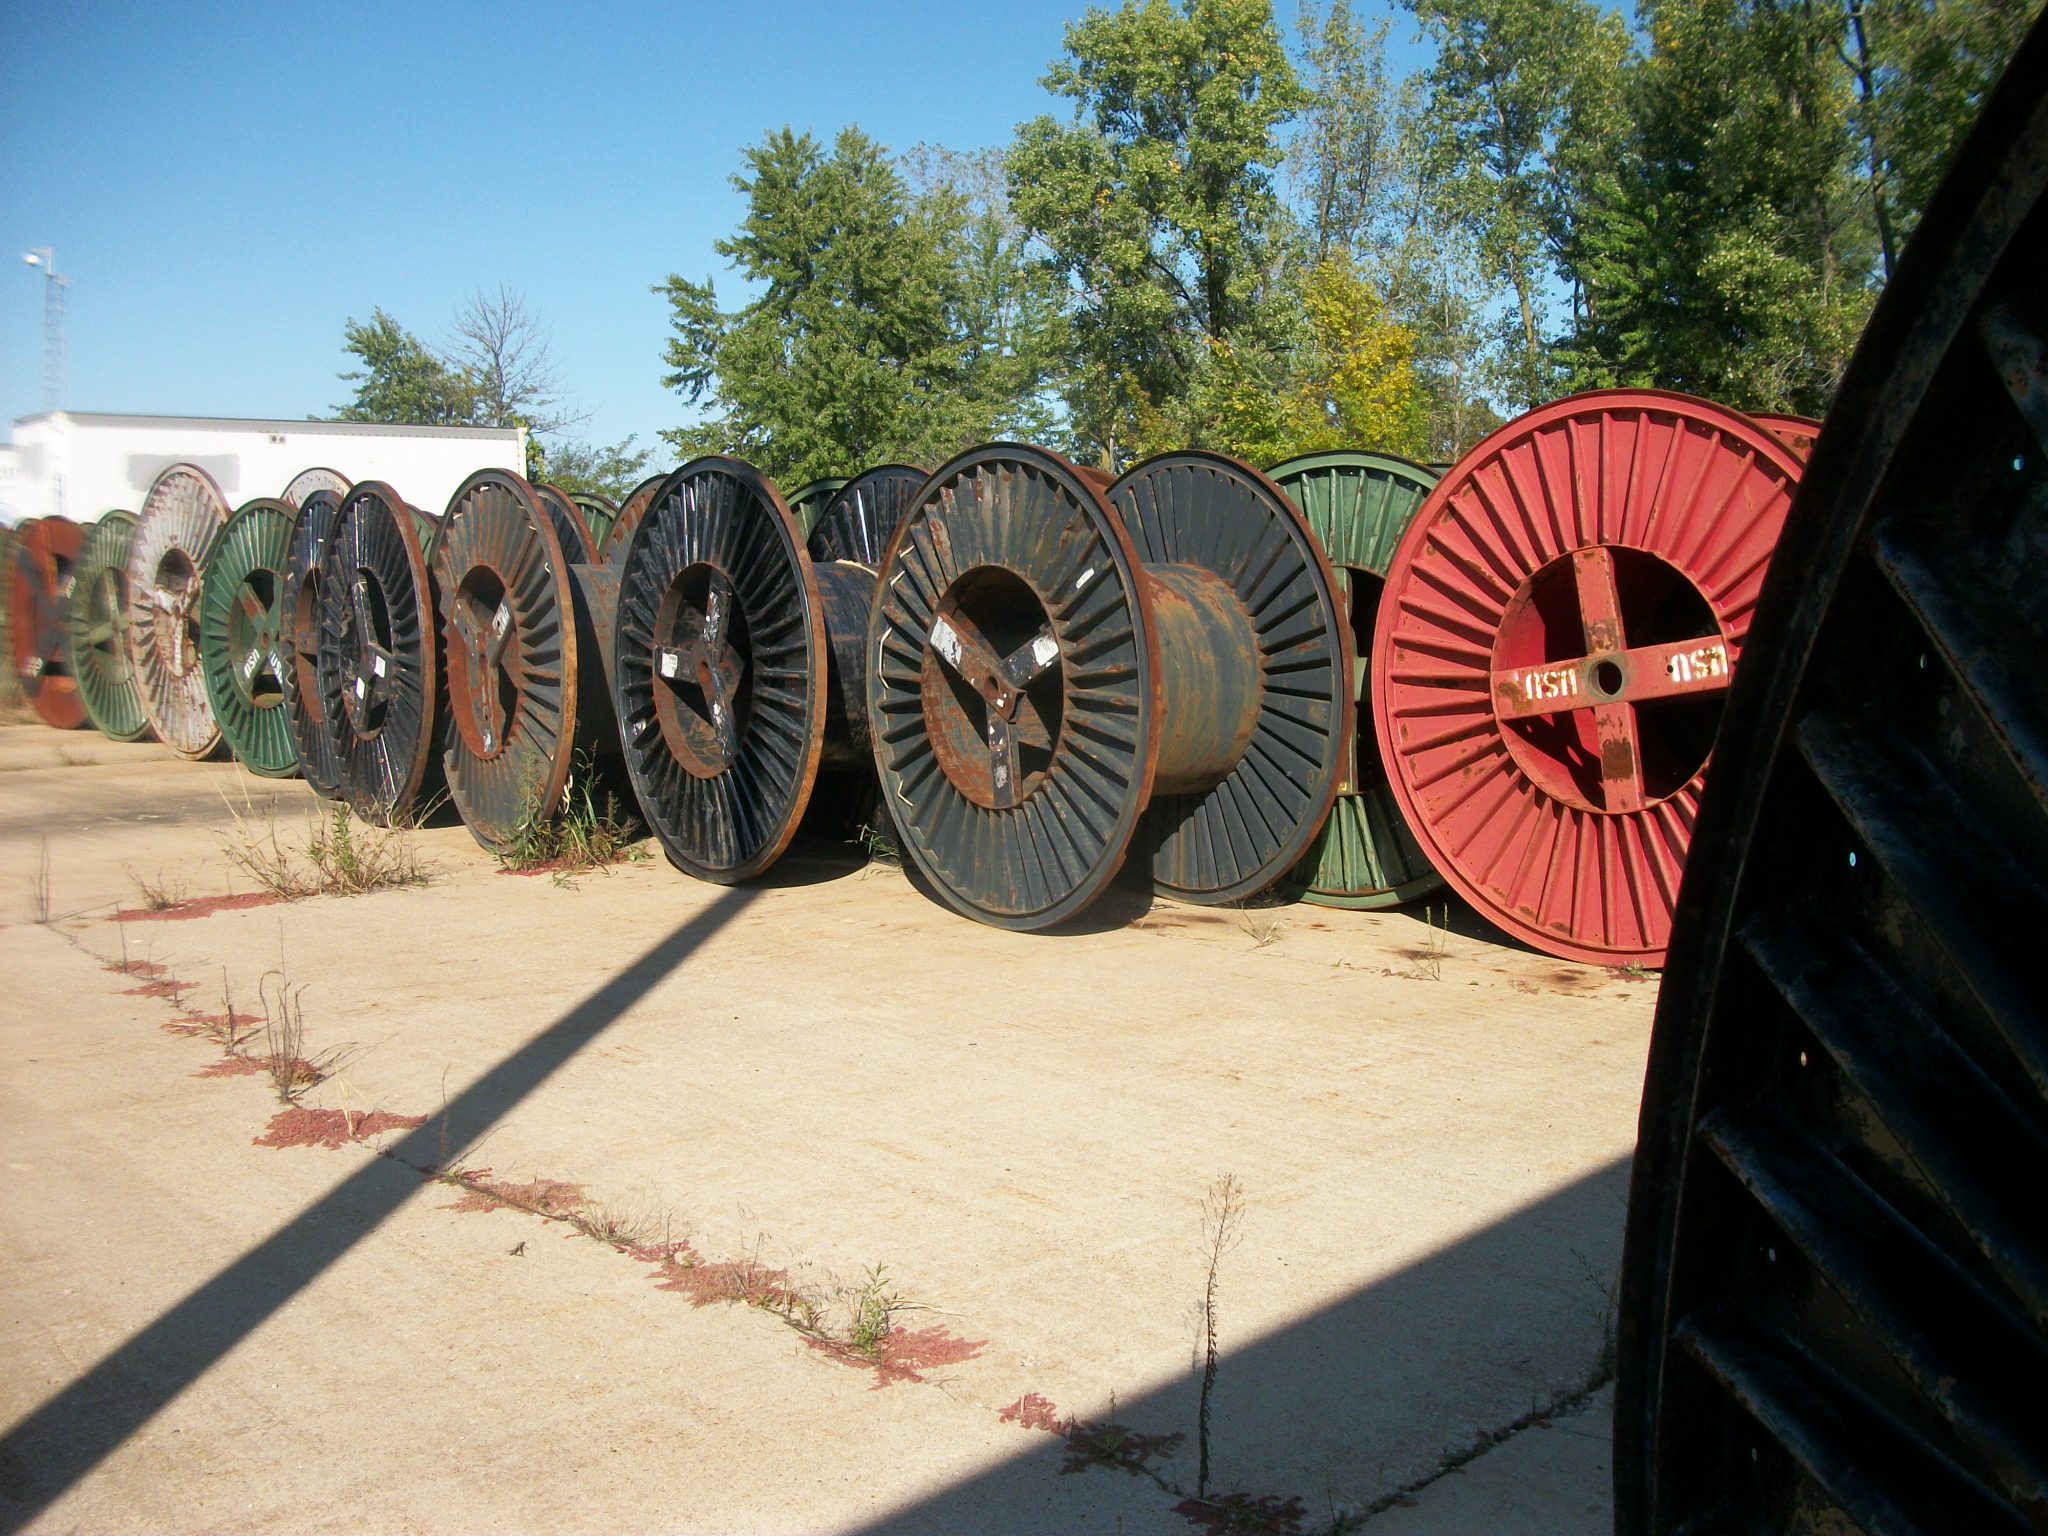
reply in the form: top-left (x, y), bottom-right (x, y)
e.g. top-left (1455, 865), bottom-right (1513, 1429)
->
top-left (807, 465), bottom-right (927, 567)
top-left (282, 467), bottom-right (352, 509)
top-left (1268, 451), bottom-right (1445, 909)
top-left (10, 515), bottom-right (89, 729)
top-left (318, 481), bottom-right (441, 825)
top-left (536, 483), bottom-right (600, 564)
top-left (199, 499), bottom-right (300, 777)
top-left (66, 511), bottom-right (149, 741)
top-left (127, 464), bottom-right (230, 758)
top-left (786, 477), bottom-right (850, 540)
top-left (1617, 28), bottom-right (2048, 1536)
top-left (1110, 450), bottom-right (1350, 903)
top-left (600, 473), bottom-right (670, 568)
top-left (282, 491), bottom-right (346, 800)
top-left (1372, 389), bottom-right (1804, 965)
top-left (867, 442), bottom-right (1161, 929)
top-left (612, 456), bottom-right (826, 882)
top-left (571, 492), bottom-right (619, 551)
top-left (433, 470), bottom-right (580, 852)
top-left (1746, 412), bottom-right (1824, 460)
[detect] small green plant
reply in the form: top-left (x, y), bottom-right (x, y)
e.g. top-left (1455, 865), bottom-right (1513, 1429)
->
top-left (844, 1262), bottom-right (902, 1358)
top-left (1197, 1174), bottom-right (1246, 1498)
top-left (128, 864), bottom-right (189, 912)
top-left (494, 750), bottom-right (648, 884)
top-left (220, 793), bottom-right (430, 899)
top-left (852, 822), bottom-right (900, 865)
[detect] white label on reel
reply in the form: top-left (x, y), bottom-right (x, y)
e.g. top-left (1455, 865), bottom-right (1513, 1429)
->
top-left (1030, 634), bottom-right (1059, 668)
top-left (930, 615), bottom-right (963, 669)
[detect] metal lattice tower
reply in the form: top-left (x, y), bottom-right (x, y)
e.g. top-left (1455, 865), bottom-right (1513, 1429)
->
top-left (23, 247), bottom-right (67, 412)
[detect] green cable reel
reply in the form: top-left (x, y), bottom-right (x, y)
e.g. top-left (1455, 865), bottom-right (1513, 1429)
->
top-left (66, 511), bottom-right (150, 740)
top-left (785, 477), bottom-right (849, 541)
top-left (1268, 450), bottom-right (1446, 909)
top-left (199, 498), bottom-right (300, 777)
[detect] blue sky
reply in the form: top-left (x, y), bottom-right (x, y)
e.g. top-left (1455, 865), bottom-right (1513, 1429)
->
top-left (1, 0), bottom-right (1428, 465)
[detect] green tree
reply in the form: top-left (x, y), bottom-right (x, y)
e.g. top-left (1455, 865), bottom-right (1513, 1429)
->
top-left (657, 126), bottom-right (1043, 486)
top-left (332, 309), bottom-right (481, 425)
top-left (533, 436), bottom-right (656, 501)
top-left (1008, 0), bottom-right (1307, 463)
top-left (1565, 0), bottom-right (1879, 410)
top-left (1407, 0), bottom-right (1631, 409)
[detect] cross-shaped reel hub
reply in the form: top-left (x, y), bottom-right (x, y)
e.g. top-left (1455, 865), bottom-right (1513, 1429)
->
top-left (652, 561), bottom-right (753, 779)
top-left (920, 567), bottom-right (1064, 810)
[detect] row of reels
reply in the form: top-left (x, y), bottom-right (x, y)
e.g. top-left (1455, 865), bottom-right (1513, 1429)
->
top-left (3, 390), bottom-right (1819, 965)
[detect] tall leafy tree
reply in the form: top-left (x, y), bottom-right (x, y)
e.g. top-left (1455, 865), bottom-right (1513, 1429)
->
top-left (534, 435), bottom-right (656, 501)
top-left (1009, 0), bottom-right (1307, 463)
top-left (1407, 0), bottom-right (1630, 408)
top-left (657, 126), bottom-right (1048, 486)
top-left (332, 309), bottom-right (480, 425)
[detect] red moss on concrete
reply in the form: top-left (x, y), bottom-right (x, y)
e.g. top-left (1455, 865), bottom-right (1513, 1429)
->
top-left (807, 1325), bottom-right (988, 1389)
top-left (195, 1056), bottom-right (266, 1078)
top-left (1172, 1494), bottom-right (1309, 1535)
top-left (112, 892), bottom-right (283, 923)
top-left (104, 958), bottom-right (169, 977)
top-left (649, 1253), bottom-right (792, 1309)
top-left (999, 1393), bottom-right (1065, 1433)
top-left (121, 978), bottom-right (193, 1001)
top-left (441, 1174), bottom-right (588, 1218)
top-left (253, 1107), bottom-right (425, 1149)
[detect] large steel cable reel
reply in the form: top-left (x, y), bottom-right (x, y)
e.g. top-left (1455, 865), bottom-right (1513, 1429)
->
top-left (66, 511), bottom-right (149, 741)
top-left (127, 464), bottom-right (230, 758)
top-left (1108, 451), bottom-right (1350, 904)
top-left (1617, 23), bottom-right (2048, 1534)
top-left (199, 498), bottom-right (300, 777)
top-left (0, 519), bottom-right (18, 713)
top-left (612, 457), bottom-right (827, 882)
top-left (9, 515), bottom-right (88, 730)
top-left (434, 470), bottom-right (617, 851)
top-left (1268, 450), bottom-right (1445, 909)
top-left (282, 489), bottom-right (348, 800)
top-left (317, 482), bottom-right (445, 824)
top-left (1371, 390), bottom-right (1805, 966)
top-left (282, 467), bottom-right (351, 509)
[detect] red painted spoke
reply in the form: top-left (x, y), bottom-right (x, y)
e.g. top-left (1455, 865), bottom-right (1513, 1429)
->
top-left (1592, 700), bottom-right (1646, 814)
top-left (1491, 634), bottom-right (1738, 720)
top-left (1572, 545), bottom-right (1627, 655)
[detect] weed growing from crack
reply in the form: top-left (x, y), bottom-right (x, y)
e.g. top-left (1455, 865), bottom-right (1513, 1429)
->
top-left (221, 796), bottom-right (432, 900)
top-left (493, 748), bottom-right (648, 885)
top-left (1572, 1245), bottom-right (1622, 1382)
top-left (1197, 1174), bottom-right (1246, 1498)
top-left (852, 822), bottom-right (900, 865)
top-left (31, 834), bottom-right (49, 924)
top-left (127, 864), bottom-right (187, 912)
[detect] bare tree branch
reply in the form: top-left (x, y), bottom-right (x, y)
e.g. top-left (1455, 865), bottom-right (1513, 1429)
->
top-left (445, 283), bottom-right (589, 437)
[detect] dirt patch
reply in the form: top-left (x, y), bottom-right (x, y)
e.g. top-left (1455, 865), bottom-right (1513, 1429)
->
top-left (112, 891), bottom-right (284, 923)
top-left (253, 1107), bottom-right (425, 1150)
top-left (805, 1324), bottom-right (988, 1389)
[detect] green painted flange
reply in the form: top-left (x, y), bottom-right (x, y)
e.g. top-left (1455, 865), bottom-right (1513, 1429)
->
top-left (572, 492), bottom-right (618, 552)
top-left (1268, 450), bottom-right (1446, 909)
top-left (66, 511), bottom-right (151, 740)
top-left (785, 477), bottom-right (849, 540)
top-left (200, 498), bottom-right (300, 777)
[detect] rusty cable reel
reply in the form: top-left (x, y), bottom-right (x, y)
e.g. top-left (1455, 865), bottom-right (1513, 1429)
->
top-left (1267, 451), bottom-right (1444, 909)
top-left (127, 464), bottom-right (230, 758)
top-left (10, 515), bottom-right (88, 730)
top-left (866, 443), bottom-right (1346, 928)
top-left (317, 482), bottom-right (444, 824)
top-left (535, 483), bottom-right (601, 565)
top-left (281, 489), bottom-right (347, 801)
top-left (0, 520), bottom-right (18, 713)
top-left (434, 470), bottom-right (620, 851)
top-left (612, 457), bottom-right (828, 882)
top-left (66, 511), bottom-right (150, 741)
top-left (200, 499), bottom-right (300, 777)
top-left (1371, 390), bottom-right (1804, 966)
top-left (282, 467), bottom-right (351, 509)
top-left (598, 473), bottom-right (670, 568)
top-left (1109, 452), bottom-right (1351, 903)
top-left (1618, 21), bottom-right (2048, 1532)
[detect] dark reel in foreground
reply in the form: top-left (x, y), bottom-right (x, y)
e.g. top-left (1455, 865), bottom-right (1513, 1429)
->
top-left (282, 491), bottom-right (346, 800)
top-left (1618, 24), bottom-right (2048, 1534)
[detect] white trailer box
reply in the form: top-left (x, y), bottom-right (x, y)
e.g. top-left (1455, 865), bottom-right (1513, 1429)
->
top-left (0, 412), bottom-right (527, 525)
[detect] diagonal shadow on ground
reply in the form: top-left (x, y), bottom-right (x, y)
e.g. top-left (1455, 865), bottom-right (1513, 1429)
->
top-left (0, 886), bottom-right (757, 1532)
top-left (844, 1154), bottom-right (1632, 1535)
